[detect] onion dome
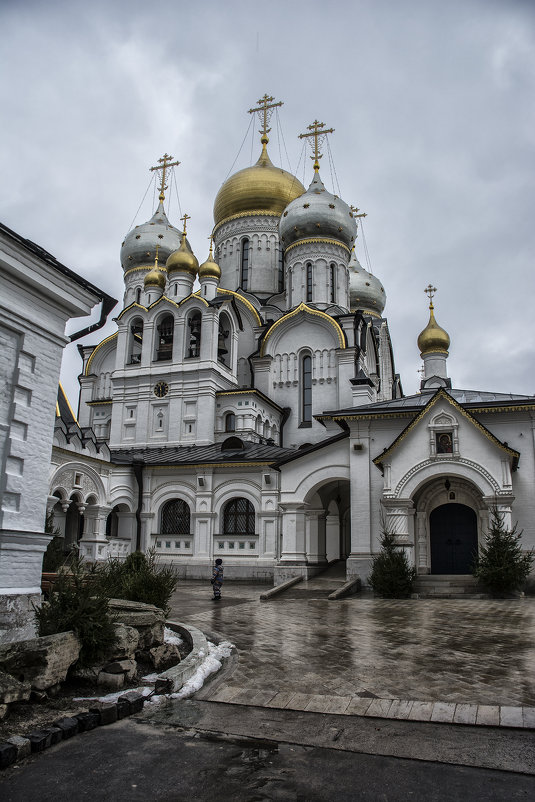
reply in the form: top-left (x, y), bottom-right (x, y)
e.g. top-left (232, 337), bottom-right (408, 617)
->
top-left (120, 201), bottom-right (182, 271)
top-left (166, 232), bottom-right (199, 277)
top-left (418, 300), bottom-right (450, 355)
top-left (279, 170), bottom-right (357, 250)
top-left (144, 262), bottom-right (166, 290)
top-left (348, 247), bottom-right (386, 315)
top-left (199, 243), bottom-right (221, 280)
top-left (213, 136), bottom-right (305, 226)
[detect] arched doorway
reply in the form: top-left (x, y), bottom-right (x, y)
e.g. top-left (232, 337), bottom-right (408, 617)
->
top-left (430, 503), bottom-right (478, 574)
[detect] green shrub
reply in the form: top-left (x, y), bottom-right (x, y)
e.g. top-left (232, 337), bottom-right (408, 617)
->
top-left (42, 510), bottom-right (67, 573)
top-left (95, 549), bottom-right (178, 614)
top-left (473, 509), bottom-right (533, 595)
top-left (35, 553), bottom-right (117, 665)
top-left (368, 529), bottom-right (416, 598)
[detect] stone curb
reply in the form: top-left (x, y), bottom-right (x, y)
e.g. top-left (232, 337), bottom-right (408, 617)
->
top-left (0, 690), bottom-right (145, 770)
top-left (259, 576), bottom-right (303, 601)
top-left (206, 687), bottom-right (535, 730)
top-left (158, 621), bottom-right (210, 692)
top-left (328, 578), bottom-right (361, 600)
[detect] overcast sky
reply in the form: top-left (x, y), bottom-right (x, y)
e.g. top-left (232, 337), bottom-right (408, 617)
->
top-left (1, 0), bottom-right (534, 408)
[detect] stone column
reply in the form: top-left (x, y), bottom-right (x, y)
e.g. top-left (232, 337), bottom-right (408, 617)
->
top-left (278, 503), bottom-right (307, 563)
top-left (306, 508), bottom-right (327, 565)
top-left (79, 504), bottom-right (111, 562)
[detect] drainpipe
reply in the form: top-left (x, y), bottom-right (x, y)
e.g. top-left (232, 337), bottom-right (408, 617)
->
top-left (132, 458), bottom-right (144, 552)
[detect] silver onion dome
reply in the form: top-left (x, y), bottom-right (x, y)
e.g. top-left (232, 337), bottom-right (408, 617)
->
top-left (279, 171), bottom-right (357, 250)
top-left (348, 247), bottom-right (386, 315)
top-left (120, 202), bottom-right (182, 272)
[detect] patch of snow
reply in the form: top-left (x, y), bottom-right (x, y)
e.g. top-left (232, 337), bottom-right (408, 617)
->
top-left (164, 627), bottom-right (184, 646)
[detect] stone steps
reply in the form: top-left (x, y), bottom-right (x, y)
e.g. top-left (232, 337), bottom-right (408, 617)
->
top-left (414, 575), bottom-right (484, 599)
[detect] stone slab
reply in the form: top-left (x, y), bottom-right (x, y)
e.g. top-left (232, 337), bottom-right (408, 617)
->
top-left (264, 690), bottom-right (297, 709)
top-left (522, 707), bottom-right (535, 728)
top-left (364, 698), bottom-right (394, 718)
top-left (476, 705), bottom-right (500, 726)
top-left (430, 702), bottom-right (456, 723)
top-left (284, 692), bottom-right (313, 711)
top-left (500, 706), bottom-right (524, 728)
top-left (345, 697), bottom-right (374, 716)
top-left (453, 704), bottom-right (478, 725)
top-left (407, 702), bottom-right (434, 722)
top-left (387, 700), bottom-right (414, 720)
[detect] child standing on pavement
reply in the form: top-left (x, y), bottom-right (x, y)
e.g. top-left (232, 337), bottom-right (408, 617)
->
top-left (211, 558), bottom-right (223, 601)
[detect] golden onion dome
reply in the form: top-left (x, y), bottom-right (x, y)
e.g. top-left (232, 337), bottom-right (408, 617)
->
top-left (166, 233), bottom-right (199, 277)
top-left (417, 303), bottom-right (450, 355)
top-left (213, 137), bottom-right (305, 227)
top-left (144, 261), bottom-right (166, 290)
top-left (199, 246), bottom-right (221, 280)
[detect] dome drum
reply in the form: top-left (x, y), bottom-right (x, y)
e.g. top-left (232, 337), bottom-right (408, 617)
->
top-left (120, 202), bottom-right (182, 272)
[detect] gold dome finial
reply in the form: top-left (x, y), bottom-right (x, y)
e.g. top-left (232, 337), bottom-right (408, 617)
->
top-left (144, 245), bottom-right (166, 290)
top-left (199, 233), bottom-right (221, 280)
top-left (150, 153), bottom-right (180, 202)
top-left (417, 284), bottom-right (450, 355)
top-left (298, 119), bottom-right (335, 172)
top-left (166, 214), bottom-right (198, 277)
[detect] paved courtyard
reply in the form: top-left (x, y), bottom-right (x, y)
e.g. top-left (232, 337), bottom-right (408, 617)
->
top-left (169, 575), bottom-right (535, 712)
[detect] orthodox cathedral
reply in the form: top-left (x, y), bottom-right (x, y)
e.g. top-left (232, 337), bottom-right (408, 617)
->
top-left (47, 97), bottom-right (535, 585)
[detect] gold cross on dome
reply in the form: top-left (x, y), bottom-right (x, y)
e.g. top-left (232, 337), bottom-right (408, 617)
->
top-left (207, 232), bottom-right (214, 255)
top-left (248, 94), bottom-right (283, 142)
top-left (425, 284), bottom-right (437, 308)
top-left (298, 120), bottom-right (335, 171)
top-left (350, 205), bottom-right (367, 219)
top-left (180, 212), bottom-right (191, 235)
top-left (150, 153), bottom-right (180, 202)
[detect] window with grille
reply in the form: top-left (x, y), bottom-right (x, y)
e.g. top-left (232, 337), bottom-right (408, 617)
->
top-left (330, 263), bottom-right (336, 303)
top-left (278, 247), bottom-right (284, 293)
top-left (223, 497), bottom-right (255, 535)
top-left (301, 353), bottom-right (312, 424)
top-left (306, 263), bottom-right (312, 302)
top-left (156, 314), bottom-right (174, 361)
top-left (225, 412), bottom-right (236, 432)
top-left (161, 499), bottom-right (190, 534)
top-left (186, 311), bottom-right (201, 358)
top-left (241, 238), bottom-right (250, 291)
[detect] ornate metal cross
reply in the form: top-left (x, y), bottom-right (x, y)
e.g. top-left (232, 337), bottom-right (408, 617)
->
top-left (180, 212), bottom-right (191, 235)
top-left (248, 94), bottom-right (283, 140)
top-left (425, 284), bottom-right (437, 307)
top-left (298, 120), bottom-right (335, 171)
top-left (150, 153), bottom-right (180, 202)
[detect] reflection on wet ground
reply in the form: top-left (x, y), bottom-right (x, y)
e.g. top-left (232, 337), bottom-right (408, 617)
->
top-left (169, 576), bottom-right (535, 706)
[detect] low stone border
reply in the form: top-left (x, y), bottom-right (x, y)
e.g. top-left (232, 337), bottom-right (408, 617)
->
top-left (0, 690), bottom-right (146, 770)
top-left (259, 576), bottom-right (303, 601)
top-left (328, 577), bottom-right (361, 600)
top-left (206, 686), bottom-right (535, 730)
top-left (158, 621), bottom-right (210, 692)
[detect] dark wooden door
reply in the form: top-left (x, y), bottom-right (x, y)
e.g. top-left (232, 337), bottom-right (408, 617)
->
top-left (430, 503), bottom-right (478, 574)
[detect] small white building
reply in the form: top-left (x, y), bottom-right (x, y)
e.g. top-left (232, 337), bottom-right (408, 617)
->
top-left (0, 222), bottom-right (115, 642)
top-left (46, 104), bottom-right (535, 587)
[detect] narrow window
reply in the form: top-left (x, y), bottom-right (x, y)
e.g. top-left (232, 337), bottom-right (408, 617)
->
top-left (306, 263), bottom-right (313, 302)
top-left (156, 314), bottom-right (174, 361)
top-left (135, 287), bottom-right (142, 304)
top-left (225, 412), bottom-right (236, 432)
top-left (330, 263), bottom-right (336, 303)
top-left (129, 319), bottom-right (143, 364)
top-left (218, 313), bottom-right (231, 366)
top-left (302, 354), bottom-right (312, 425)
top-left (186, 311), bottom-right (201, 358)
top-left (278, 247), bottom-right (284, 293)
top-left (241, 238), bottom-right (250, 291)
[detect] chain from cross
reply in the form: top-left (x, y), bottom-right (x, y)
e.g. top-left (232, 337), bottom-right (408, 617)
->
top-left (150, 153), bottom-right (180, 202)
top-left (180, 213), bottom-right (191, 235)
top-left (298, 120), bottom-right (334, 170)
top-left (425, 284), bottom-right (437, 307)
top-left (248, 94), bottom-right (283, 140)
top-left (350, 205), bottom-right (367, 219)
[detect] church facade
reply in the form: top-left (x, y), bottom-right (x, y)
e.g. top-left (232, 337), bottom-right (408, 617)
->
top-left (48, 99), bottom-right (535, 585)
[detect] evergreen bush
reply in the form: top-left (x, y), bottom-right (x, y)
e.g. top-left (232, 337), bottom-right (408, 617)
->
top-left (35, 553), bottom-right (117, 665)
top-left (368, 529), bottom-right (416, 598)
top-left (473, 509), bottom-right (533, 595)
top-left (95, 549), bottom-right (178, 614)
top-left (42, 510), bottom-right (67, 573)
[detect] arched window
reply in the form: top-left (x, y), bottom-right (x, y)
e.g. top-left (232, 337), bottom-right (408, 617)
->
top-left (241, 238), bottom-right (250, 291)
top-left (161, 499), bottom-right (191, 535)
top-left (223, 497), bottom-right (255, 535)
top-left (156, 314), bottom-right (174, 361)
top-left (186, 310), bottom-right (202, 358)
top-left (306, 263), bottom-right (313, 302)
top-left (330, 263), bottom-right (336, 303)
top-left (129, 318), bottom-right (143, 364)
top-left (135, 287), bottom-right (142, 304)
top-left (105, 506), bottom-right (119, 538)
top-left (218, 312), bottom-right (231, 366)
top-left (301, 353), bottom-right (312, 425)
top-left (225, 412), bottom-right (236, 432)
top-left (278, 247), bottom-right (285, 293)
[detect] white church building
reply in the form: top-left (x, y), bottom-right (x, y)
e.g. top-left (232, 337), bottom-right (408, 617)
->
top-left (47, 98), bottom-right (535, 586)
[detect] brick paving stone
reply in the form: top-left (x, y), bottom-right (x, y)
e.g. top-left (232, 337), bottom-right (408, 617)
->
top-left (323, 696), bottom-right (352, 714)
top-left (407, 701), bottom-right (434, 721)
top-left (388, 700), bottom-right (413, 720)
top-left (476, 705), bottom-right (500, 726)
top-left (227, 688), bottom-right (276, 706)
top-left (453, 704), bottom-right (478, 725)
top-left (264, 691), bottom-right (297, 709)
top-left (285, 692), bottom-right (313, 711)
top-left (500, 706), bottom-right (524, 728)
top-left (430, 702), bottom-right (456, 723)
top-left (345, 697), bottom-right (374, 716)
top-left (522, 707), bottom-right (535, 728)
top-left (363, 698), bottom-right (394, 718)
top-left (207, 686), bottom-right (242, 703)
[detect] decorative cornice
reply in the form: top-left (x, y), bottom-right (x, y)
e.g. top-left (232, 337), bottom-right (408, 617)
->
top-left (178, 293), bottom-right (210, 308)
top-left (85, 332), bottom-right (118, 375)
top-left (392, 456), bottom-right (501, 498)
top-left (285, 238), bottom-right (350, 255)
top-left (213, 210), bottom-right (280, 236)
top-left (216, 388), bottom-right (284, 413)
top-left (214, 288), bottom-right (262, 326)
top-left (124, 265), bottom-right (168, 278)
top-left (116, 302), bottom-right (148, 320)
top-left (260, 303), bottom-right (346, 356)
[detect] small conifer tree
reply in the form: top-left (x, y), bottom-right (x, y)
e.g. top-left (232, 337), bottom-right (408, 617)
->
top-left (473, 508), bottom-right (533, 595)
top-left (368, 529), bottom-right (416, 598)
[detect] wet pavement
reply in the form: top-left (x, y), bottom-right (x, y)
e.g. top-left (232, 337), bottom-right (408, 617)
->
top-left (168, 574), bottom-right (535, 711)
